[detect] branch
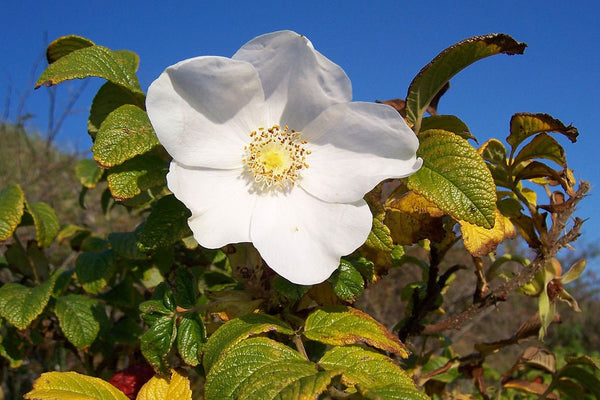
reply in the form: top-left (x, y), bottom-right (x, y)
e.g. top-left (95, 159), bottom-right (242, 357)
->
top-left (421, 181), bottom-right (589, 335)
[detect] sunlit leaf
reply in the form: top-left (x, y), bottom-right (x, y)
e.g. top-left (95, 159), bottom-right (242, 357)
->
top-left (55, 294), bottom-right (102, 349)
top-left (203, 313), bottom-right (294, 373)
top-left (408, 130), bottom-right (496, 228)
top-left (0, 276), bottom-right (55, 329)
top-left (205, 337), bottom-right (321, 400)
top-left (319, 345), bottom-right (426, 398)
top-left (0, 184), bottom-right (25, 241)
top-left (406, 34), bottom-right (526, 131)
top-left (513, 133), bottom-right (566, 168)
top-left (479, 138), bottom-right (507, 165)
top-left (508, 113), bottom-right (578, 149)
top-left (35, 44), bottom-right (142, 94)
top-left (460, 209), bottom-right (516, 257)
top-left (137, 369), bottom-right (191, 400)
top-left (303, 306), bottom-right (409, 358)
top-left (364, 189), bottom-right (394, 252)
top-left (24, 371), bottom-right (129, 400)
top-left (93, 105), bottom-right (160, 168)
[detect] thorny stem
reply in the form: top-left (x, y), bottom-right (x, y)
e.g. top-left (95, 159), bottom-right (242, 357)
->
top-left (421, 181), bottom-right (589, 335)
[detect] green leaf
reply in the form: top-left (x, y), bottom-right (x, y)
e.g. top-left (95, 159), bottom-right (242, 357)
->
top-left (328, 260), bottom-right (364, 301)
top-left (93, 105), bottom-right (160, 168)
top-left (106, 153), bottom-right (168, 200)
top-left (137, 195), bottom-right (192, 250)
top-left (108, 231), bottom-right (147, 260)
top-left (24, 371), bottom-right (130, 400)
top-left (319, 346), bottom-right (426, 398)
top-left (514, 161), bottom-right (563, 183)
top-left (273, 276), bottom-right (311, 302)
top-left (358, 385), bottom-right (431, 400)
top-left (406, 34), bottom-right (526, 131)
top-left (75, 159), bottom-right (104, 188)
top-left (408, 130), bottom-right (496, 228)
top-left (177, 313), bottom-right (206, 366)
top-left (558, 366), bottom-right (600, 398)
top-left (479, 138), bottom-right (507, 165)
top-left (273, 370), bottom-right (341, 400)
top-left (35, 44), bottom-right (142, 94)
top-left (0, 184), bottom-right (25, 241)
top-left (508, 113), bottom-right (578, 149)
top-left (25, 201), bottom-right (60, 248)
top-left (364, 188), bottom-right (394, 252)
top-left (0, 277), bottom-right (55, 329)
top-left (0, 326), bottom-right (25, 368)
top-left (513, 133), bottom-right (566, 167)
top-left (174, 269), bottom-right (197, 309)
top-left (205, 337), bottom-right (307, 400)
top-left (303, 306), bottom-right (409, 358)
top-left (203, 313), bottom-right (295, 373)
top-left (75, 250), bottom-right (116, 294)
top-left (421, 115), bottom-right (475, 141)
top-left (141, 315), bottom-right (176, 372)
top-left (89, 82), bottom-right (146, 139)
top-left (45, 35), bottom-right (95, 64)
top-left (55, 294), bottom-right (102, 349)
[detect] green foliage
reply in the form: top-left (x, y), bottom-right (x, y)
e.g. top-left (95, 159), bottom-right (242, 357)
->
top-left (408, 129), bottom-right (496, 228)
top-left (0, 32), bottom-right (594, 400)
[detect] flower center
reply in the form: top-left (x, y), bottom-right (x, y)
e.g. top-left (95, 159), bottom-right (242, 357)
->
top-left (243, 124), bottom-right (310, 189)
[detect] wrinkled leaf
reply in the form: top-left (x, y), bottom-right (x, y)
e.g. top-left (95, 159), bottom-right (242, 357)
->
top-left (0, 276), bottom-right (55, 329)
top-left (303, 306), bottom-right (409, 358)
top-left (89, 82), bottom-right (146, 138)
top-left (176, 313), bottom-right (205, 366)
top-left (141, 315), bottom-right (176, 372)
top-left (460, 209), bottom-right (516, 256)
top-left (319, 346), bottom-right (425, 398)
top-left (75, 250), bottom-right (116, 294)
top-left (513, 133), bottom-right (566, 168)
top-left (205, 337), bottom-right (308, 400)
top-left (137, 369), bottom-right (191, 400)
top-left (203, 313), bottom-right (294, 372)
top-left (35, 44), bottom-right (142, 94)
top-left (106, 154), bottom-right (168, 200)
top-left (24, 371), bottom-right (129, 400)
top-left (0, 184), bottom-right (25, 241)
top-left (508, 113), bottom-right (578, 149)
top-left (273, 370), bottom-right (341, 400)
top-left (328, 260), bottom-right (364, 301)
top-left (408, 130), bottom-right (496, 228)
top-left (406, 34), bottom-right (526, 131)
top-left (55, 294), bottom-right (102, 349)
top-left (93, 104), bottom-right (160, 167)
top-left (137, 194), bottom-right (192, 250)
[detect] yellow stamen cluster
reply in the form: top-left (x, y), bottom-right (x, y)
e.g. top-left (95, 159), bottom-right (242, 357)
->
top-left (243, 124), bottom-right (310, 189)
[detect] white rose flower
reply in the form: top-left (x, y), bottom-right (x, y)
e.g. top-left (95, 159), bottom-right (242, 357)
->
top-left (146, 30), bottom-right (421, 285)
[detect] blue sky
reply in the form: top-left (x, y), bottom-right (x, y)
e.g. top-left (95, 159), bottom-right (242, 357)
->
top-left (2, 1), bottom-right (599, 259)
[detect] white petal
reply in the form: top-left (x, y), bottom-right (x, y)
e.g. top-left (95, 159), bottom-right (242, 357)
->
top-left (167, 161), bottom-right (257, 248)
top-left (300, 102), bottom-right (422, 203)
top-left (147, 56), bottom-right (268, 169)
top-left (233, 30), bottom-right (352, 130)
top-left (250, 188), bottom-right (372, 285)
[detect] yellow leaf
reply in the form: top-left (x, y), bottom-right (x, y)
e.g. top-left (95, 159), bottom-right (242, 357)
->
top-left (137, 369), bottom-right (191, 400)
top-left (460, 210), bottom-right (516, 256)
top-left (25, 371), bottom-right (129, 400)
top-left (386, 191), bottom-right (445, 217)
